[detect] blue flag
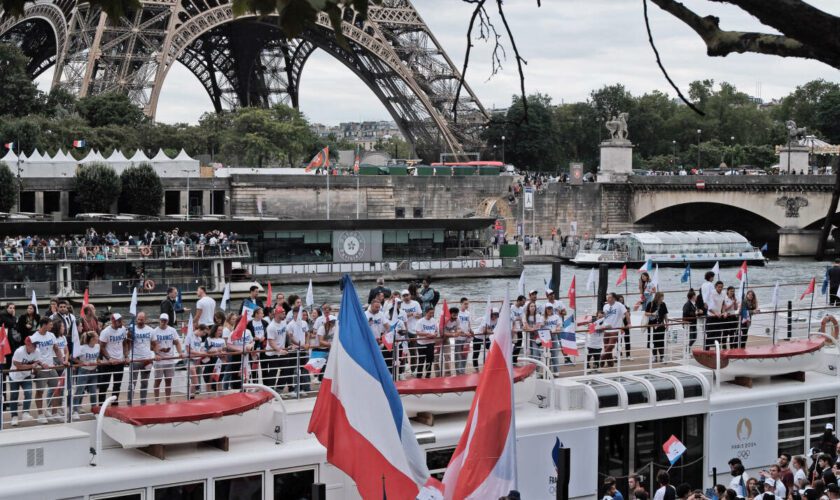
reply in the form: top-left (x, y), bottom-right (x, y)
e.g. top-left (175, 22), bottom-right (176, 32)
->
top-left (680, 264), bottom-right (691, 284)
top-left (760, 243), bottom-right (768, 252)
top-left (822, 267), bottom-right (830, 295)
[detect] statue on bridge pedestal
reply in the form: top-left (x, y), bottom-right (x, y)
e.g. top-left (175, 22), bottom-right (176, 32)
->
top-left (786, 120), bottom-right (807, 143)
top-left (605, 112), bottom-right (629, 142)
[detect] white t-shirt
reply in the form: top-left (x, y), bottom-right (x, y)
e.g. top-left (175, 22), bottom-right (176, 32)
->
top-left (402, 300), bottom-right (422, 333)
top-left (700, 280), bottom-right (715, 306)
top-left (132, 325), bottom-right (154, 360)
top-left (366, 310), bottom-right (387, 338)
top-left (510, 304), bottom-right (525, 331)
top-left (265, 320), bottom-right (287, 357)
top-left (538, 298), bottom-right (566, 316)
top-left (250, 319), bottom-right (266, 342)
top-left (415, 317), bottom-right (439, 345)
top-left (476, 318), bottom-right (497, 339)
top-left (10, 346), bottom-right (38, 381)
top-left (587, 319), bottom-right (605, 349)
top-left (54, 335), bottom-right (68, 356)
top-left (793, 468), bottom-right (807, 487)
top-left (316, 324), bottom-right (336, 345)
top-left (228, 329), bottom-right (254, 350)
top-left (207, 337), bottom-right (226, 353)
top-left (602, 302), bottom-right (628, 330)
top-left (728, 472), bottom-right (749, 496)
top-left (543, 314), bottom-right (562, 333)
top-left (30, 331), bottom-right (58, 365)
top-left (184, 332), bottom-right (205, 355)
top-left (76, 343), bottom-right (100, 371)
top-left (100, 326), bottom-right (127, 361)
top-left (152, 326), bottom-right (180, 365)
top-left (707, 290), bottom-right (726, 316)
top-left (457, 309), bottom-right (472, 334)
top-left (196, 296), bottom-right (217, 325)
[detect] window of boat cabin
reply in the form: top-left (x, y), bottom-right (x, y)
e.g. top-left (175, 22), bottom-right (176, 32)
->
top-left (610, 377), bottom-right (649, 406)
top-left (154, 481), bottom-right (204, 500)
top-left (778, 398), bottom-right (838, 456)
top-left (214, 473), bottom-right (262, 500)
top-left (90, 490), bottom-right (144, 500)
top-left (663, 371), bottom-right (704, 399)
top-left (580, 380), bottom-right (620, 409)
top-left (599, 415), bottom-right (703, 500)
top-left (272, 467), bottom-right (316, 499)
top-left (637, 374), bottom-right (676, 402)
top-left (426, 447), bottom-right (456, 480)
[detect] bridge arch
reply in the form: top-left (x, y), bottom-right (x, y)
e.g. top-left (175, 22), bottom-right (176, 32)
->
top-left (0, 2), bottom-right (69, 83)
top-left (478, 197), bottom-right (515, 237)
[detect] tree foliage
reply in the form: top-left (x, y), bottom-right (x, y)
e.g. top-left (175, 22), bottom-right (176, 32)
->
top-left (0, 44), bottom-right (40, 118)
top-left (118, 163), bottom-right (163, 215)
top-left (74, 162), bottom-right (121, 213)
top-left (76, 92), bottom-right (145, 128)
top-left (219, 105), bottom-right (315, 167)
top-left (483, 94), bottom-right (561, 171)
top-left (0, 162), bottom-right (18, 212)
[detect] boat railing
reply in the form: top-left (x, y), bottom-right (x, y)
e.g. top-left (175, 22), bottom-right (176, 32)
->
top-left (0, 242), bottom-right (250, 263)
top-left (248, 256), bottom-right (514, 277)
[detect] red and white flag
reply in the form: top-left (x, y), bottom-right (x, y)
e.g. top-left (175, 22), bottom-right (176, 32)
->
top-left (305, 146), bottom-right (330, 172)
top-left (616, 265), bottom-right (627, 286)
top-left (443, 291), bottom-right (516, 499)
top-left (229, 312), bottom-right (249, 341)
top-left (266, 282), bottom-right (273, 309)
top-left (800, 277), bottom-right (816, 301)
top-left (567, 276), bottom-right (576, 311)
top-left (211, 358), bottom-right (222, 382)
top-left (537, 328), bottom-right (552, 348)
top-left (304, 351), bottom-right (329, 374)
top-left (0, 325), bottom-right (11, 363)
top-left (735, 261), bottom-right (748, 281)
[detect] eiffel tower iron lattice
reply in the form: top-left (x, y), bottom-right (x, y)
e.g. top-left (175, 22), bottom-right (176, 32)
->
top-left (0, 0), bottom-right (489, 157)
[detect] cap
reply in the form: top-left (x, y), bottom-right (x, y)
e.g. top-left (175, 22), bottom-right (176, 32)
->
top-left (528, 289), bottom-right (538, 295)
top-left (810, 446), bottom-right (821, 455)
top-left (112, 313), bottom-right (122, 321)
top-left (491, 308), bottom-right (499, 315)
top-left (764, 478), bottom-right (776, 488)
top-left (545, 304), bottom-right (554, 310)
top-left (24, 336), bottom-right (33, 346)
top-left (545, 288), bottom-right (554, 295)
top-left (159, 313), bottom-right (169, 321)
top-left (827, 423), bottom-right (834, 431)
top-left (401, 289), bottom-right (411, 296)
top-left (327, 315), bottom-right (337, 322)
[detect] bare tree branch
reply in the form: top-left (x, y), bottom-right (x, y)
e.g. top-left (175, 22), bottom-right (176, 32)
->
top-left (495, 0), bottom-right (529, 122)
top-left (452, 0), bottom-right (486, 123)
top-left (642, 0), bottom-right (705, 116)
top-left (650, 0), bottom-right (840, 69)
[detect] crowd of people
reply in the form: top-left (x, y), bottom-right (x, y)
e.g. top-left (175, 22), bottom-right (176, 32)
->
top-left (1, 228), bottom-right (241, 261)
top-left (604, 437), bottom-right (840, 500)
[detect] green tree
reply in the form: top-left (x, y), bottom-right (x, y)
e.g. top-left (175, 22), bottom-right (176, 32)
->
top-left (0, 162), bottom-right (18, 211)
top-left (0, 43), bottom-right (41, 118)
top-left (118, 163), bottom-right (163, 215)
top-left (74, 162), bottom-right (121, 213)
top-left (590, 84), bottom-right (635, 122)
top-left (484, 93), bottom-right (560, 171)
top-left (76, 92), bottom-right (145, 128)
top-left (815, 89), bottom-right (840, 144)
top-left (220, 104), bottom-right (314, 167)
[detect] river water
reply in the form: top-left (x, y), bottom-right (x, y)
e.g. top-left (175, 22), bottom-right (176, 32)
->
top-left (299, 258), bottom-right (834, 318)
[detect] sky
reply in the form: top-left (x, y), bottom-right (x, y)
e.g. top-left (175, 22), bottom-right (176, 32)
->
top-left (41, 0), bottom-right (840, 125)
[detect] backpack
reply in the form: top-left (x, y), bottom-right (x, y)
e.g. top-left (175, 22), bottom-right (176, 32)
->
top-left (432, 289), bottom-right (440, 308)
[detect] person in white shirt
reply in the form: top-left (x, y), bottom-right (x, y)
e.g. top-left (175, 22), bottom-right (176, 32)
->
top-left (400, 290), bottom-right (422, 375)
top-left (72, 331), bottom-right (100, 418)
top-left (98, 313), bottom-right (127, 407)
top-left (705, 281), bottom-right (726, 349)
top-left (542, 305), bottom-right (563, 372)
top-left (652, 470), bottom-right (676, 500)
top-left (587, 313), bottom-right (606, 371)
top-left (312, 303), bottom-right (332, 334)
top-left (538, 289), bottom-right (567, 317)
top-left (601, 293), bottom-right (629, 367)
top-left (194, 286), bottom-right (217, 327)
top-left (791, 455), bottom-right (808, 491)
top-left (523, 302), bottom-right (543, 359)
top-left (128, 311), bottom-right (155, 405)
top-left (365, 300), bottom-right (389, 343)
top-left (454, 298), bottom-right (473, 374)
top-left (761, 465), bottom-right (786, 499)
top-left (30, 317), bottom-right (65, 422)
top-left (757, 478), bottom-right (783, 500)
top-left (510, 295), bottom-right (526, 363)
top-left (8, 337), bottom-right (39, 426)
top-left (152, 313), bottom-right (183, 401)
top-left (414, 307), bottom-right (439, 378)
top-left (473, 308), bottom-right (498, 371)
top-left (206, 318), bottom-right (227, 394)
top-left (185, 323), bottom-right (208, 396)
top-left (264, 308), bottom-right (289, 391)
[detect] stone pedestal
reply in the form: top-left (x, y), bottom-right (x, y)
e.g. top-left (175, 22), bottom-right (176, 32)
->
top-left (778, 228), bottom-right (820, 257)
top-left (778, 145), bottom-right (810, 174)
top-left (598, 140), bottom-right (633, 182)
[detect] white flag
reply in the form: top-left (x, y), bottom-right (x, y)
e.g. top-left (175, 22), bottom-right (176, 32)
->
top-left (711, 261), bottom-right (720, 280)
top-left (771, 281), bottom-right (780, 309)
top-left (517, 270), bottom-right (526, 297)
top-left (482, 297), bottom-right (492, 334)
top-left (220, 283), bottom-right (231, 311)
top-left (71, 319), bottom-right (80, 358)
top-left (129, 287), bottom-right (138, 316)
top-left (651, 264), bottom-right (660, 290)
top-left (586, 268), bottom-right (597, 292)
top-left (737, 270), bottom-right (746, 301)
top-left (306, 279), bottom-right (314, 308)
top-left (30, 289), bottom-right (38, 314)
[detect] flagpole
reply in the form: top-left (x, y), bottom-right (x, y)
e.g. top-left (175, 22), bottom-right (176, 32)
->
top-left (808, 286), bottom-right (816, 336)
top-left (771, 294), bottom-right (779, 345)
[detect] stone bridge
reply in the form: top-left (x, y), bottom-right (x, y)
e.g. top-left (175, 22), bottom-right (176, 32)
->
top-left (624, 176), bottom-right (835, 256)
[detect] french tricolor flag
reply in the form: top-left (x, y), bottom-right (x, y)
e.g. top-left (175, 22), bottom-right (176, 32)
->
top-left (72, 139), bottom-right (86, 148)
top-left (560, 314), bottom-right (578, 356)
top-left (662, 435), bottom-right (686, 465)
top-left (638, 259), bottom-right (653, 272)
top-left (308, 275), bottom-right (441, 499)
top-left (304, 350), bottom-right (328, 374)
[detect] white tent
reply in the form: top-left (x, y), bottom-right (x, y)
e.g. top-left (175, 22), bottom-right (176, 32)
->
top-left (0, 149), bottom-right (17, 164)
top-left (128, 149), bottom-right (150, 164)
top-left (28, 149), bottom-right (44, 162)
top-left (151, 149), bottom-right (171, 162)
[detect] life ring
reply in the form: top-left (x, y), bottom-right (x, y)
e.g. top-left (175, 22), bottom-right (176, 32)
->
top-left (479, 260), bottom-right (487, 268)
top-left (140, 246), bottom-right (152, 256)
top-left (144, 279), bottom-right (156, 291)
top-left (820, 314), bottom-right (839, 339)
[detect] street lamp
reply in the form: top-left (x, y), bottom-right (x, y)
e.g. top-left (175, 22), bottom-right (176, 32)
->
top-left (182, 169), bottom-right (192, 219)
top-left (501, 135), bottom-right (506, 164)
top-left (696, 129), bottom-right (702, 170)
top-left (730, 136), bottom-right (735, 170)
top-left (493, 144), bottom-right (497, 160)
top-left (672, 140), bottom-right (676, 169)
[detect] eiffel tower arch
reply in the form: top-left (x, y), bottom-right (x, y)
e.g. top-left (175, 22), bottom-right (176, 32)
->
top-left (0, 0), bottom-right (488, 158)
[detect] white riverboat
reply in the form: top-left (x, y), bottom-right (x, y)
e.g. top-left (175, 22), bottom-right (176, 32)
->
top-left (567, 230), bottom-right (766, 267)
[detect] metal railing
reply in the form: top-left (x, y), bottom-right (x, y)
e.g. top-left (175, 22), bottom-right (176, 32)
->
top-left (0, 242), bottom-right (250, 263)
top-left (249, 257), bottom-right (510, 277)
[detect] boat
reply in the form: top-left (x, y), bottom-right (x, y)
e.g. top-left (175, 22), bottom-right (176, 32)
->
top-left (396, 364), bottom-right (537, 414)
top-left (562, 230), bottom-right (766, 267)
top-left (691, 338), bottom-right (825, 379)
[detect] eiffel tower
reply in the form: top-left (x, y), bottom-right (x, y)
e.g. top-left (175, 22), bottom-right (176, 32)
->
top-left (0, 0), bottom-right (488, 158)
